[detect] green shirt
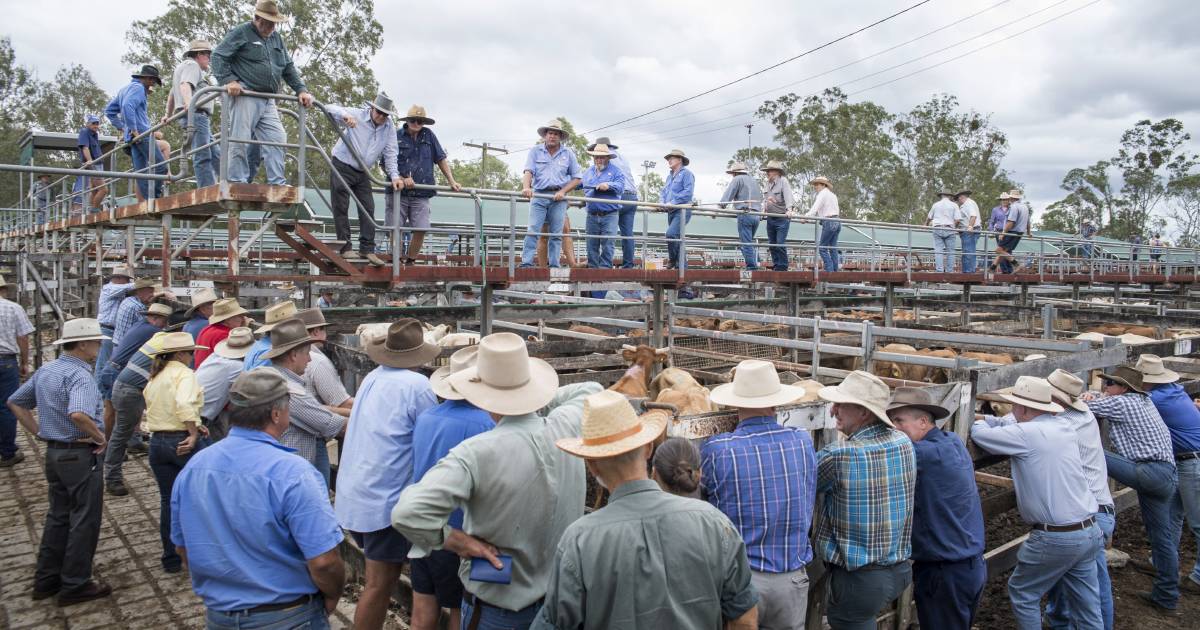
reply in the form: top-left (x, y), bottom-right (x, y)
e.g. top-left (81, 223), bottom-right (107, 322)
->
top-left (211, 22), bottom-right (306, 95)
top-left (391, 382), bottom-right (601, 611)
top-left (532, 479), bottom-right (759, 630)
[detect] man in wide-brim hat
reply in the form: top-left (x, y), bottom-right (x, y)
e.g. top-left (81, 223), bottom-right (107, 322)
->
top-left (106, 64), bottom-right (166, 200)
top-left (194, 297), bottom-right (250, 367)
top-left (756, 161), bottom-right (796, 271)
top-left (927, 188), bottom-right (962, 273)
top-left (165, 38), bottom-right (221, 188)
top-left (182, 288), bottom-right (219, 341)
top-left (194, 326), bottom-right (254, 441)
top-left (659, 149), bottom-right (696, 270)
top-left (243, 300), bottom-right (297, 370)
top-left (991, 188), bottom-right (1030, 274)
top-left (111, 278), bottom-right (163, 353)
top-left (586, 137), bottom-right (639, 268)
top-left (94, 266), bottom-right (136, 378)
top-left (804, 174), bottom-right (842, 271)
top-left (888, 387), bottom-right (986, 630)
top-left (955, 188), bottom-right (982, 273)
top-left (579, 143), bottom-right (627, 284)
top-left (520, 119), bottom-right (583, 269)
top-left (388, 104), bottom-right (462, 268)
top-left (0, 273), bottom-right (34, 467)
top-left (538, 389), bottom-right (761, 629)
top-left (719, 163), bottom-right (765, 270)
top-left (392, 332), bottom-right (603, 626)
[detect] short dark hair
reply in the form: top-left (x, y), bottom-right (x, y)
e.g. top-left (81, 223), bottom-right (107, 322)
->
top-left (60, 340), bottom-right (81, 351)
top-left (227, 396), bottom-right (288, 430)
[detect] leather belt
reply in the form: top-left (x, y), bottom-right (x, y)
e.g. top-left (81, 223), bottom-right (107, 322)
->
top-left (1034, 516), bottom-right (1096, 532)
top-left (1098, 504), bottom-right (1115, 515)
top-left (46, 440), bottom-right (94, 450)
top-left (1176, 451), bottom-right (1200, 462)
top-left (242, 593), bottom-right (319, 614)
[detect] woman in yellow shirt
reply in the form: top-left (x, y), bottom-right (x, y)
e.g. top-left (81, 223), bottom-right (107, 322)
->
top-left (143, 332), bottom-right (208, 574)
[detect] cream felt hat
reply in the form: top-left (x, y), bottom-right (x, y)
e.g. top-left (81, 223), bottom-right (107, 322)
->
top-left (808, 175), bottom-right (832, 187)
top-left (447, 332), bottom-right (559, 416)
top-left (994, 376), bottom-right (1064, 413)
top-left (710, 360), bottom-right (805, 409)
top-left (208, 298), bottom-right (249, 325)
top-left (430, 345), bottom-right (479, 401)
top-left (726, 162), bottom-right (749, 175)
top-left (817, 370), bottom-right (893, 425)
top-left (255, 300), bottom-right (297, 334)
top-left (215, 327), bottom-right (255, 359)
top-left (556, 390), bottom-right (668, 458)
top-left (1135, 354), bottom-right (1180, 384)
top-left (152, 331), bottom-right (206, 355)
top-left (185, 287), bottom-right (218, 317)
top-left (146, 303), bottom-right (173, 318)
top-left (53, 318), bottom-right (110, 345)
top-left (1046, 369), bottom-right (1089, 412)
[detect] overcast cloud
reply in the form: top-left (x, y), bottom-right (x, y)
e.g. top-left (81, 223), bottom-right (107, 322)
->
top-left (6, 0), bottom-right (1199, 220)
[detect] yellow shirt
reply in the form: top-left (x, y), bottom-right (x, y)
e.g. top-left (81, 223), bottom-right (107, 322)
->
top-left (143, 360), bottom-right (204, 432)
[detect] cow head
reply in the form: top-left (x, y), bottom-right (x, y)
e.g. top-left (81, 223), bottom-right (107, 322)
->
top-left (620, 344), bottom-right (669, 367)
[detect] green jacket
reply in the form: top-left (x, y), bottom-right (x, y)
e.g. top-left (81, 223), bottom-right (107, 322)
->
top-left (211, 22), bottom-right (306, 95)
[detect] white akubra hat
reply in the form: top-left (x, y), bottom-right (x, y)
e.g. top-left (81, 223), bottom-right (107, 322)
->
top-left (817, 370), bottom-right (893, 426)
top-left (710, 360), bottom-right (805, 409)
top-left (430, 345), bottom-right (478, 401)
top-left (1135, 354), bottom-right (1180, 384)
top-left (556, 390), bottom-right (668, 459)
top-left (1046, 369), bottom-right (1089, 412)
top-left (215, 327), bottom-right (255, 359)
top-left (185, 287), bottom-right (219, 317)
top-left (993, 376), bottom-right (1063, 414)
top-left (54, 318), bottom-right (110, 345)
top-left (446, 332), bottom-right (559, 416)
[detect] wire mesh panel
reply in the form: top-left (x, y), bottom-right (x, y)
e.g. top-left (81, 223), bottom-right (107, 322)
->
top-left (671, 325), bottom-right (783, 371)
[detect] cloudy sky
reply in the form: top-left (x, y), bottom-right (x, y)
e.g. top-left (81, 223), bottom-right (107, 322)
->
top-left (7, 0), bottom-right (1199, 220)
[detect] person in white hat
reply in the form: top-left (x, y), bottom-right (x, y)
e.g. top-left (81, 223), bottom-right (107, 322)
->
top-left (659, 148), bottom-right (695, 270)
top-left (586, 137), bottom-right (640, 268)
top-left (392, 332), bottom-right (602, 629)
top-left (8, 318), bottom-right (113, 604)
top-left (580, 143), bottom-right (628, 284)
top-left (164, 39), bottom-right (221, 188)
top-left (535, 390), bottom-right (759, 629)
top-left (110, 277), bottom-right (159, 352)
top-left (0, 274), bottom-right (35, 467)
top-left (955, 190), bottom-right (981, 273)
top-left (520, 119), bottom-right (583, 269)
top-left (927, 189), bottom-right (961, 273)
top-left (761, 161), bottom-right (795, 271)
top-left (699, 359), bottom-right (815, 629)
top-left (387, 104), bottom-right (463, 266)
top-left (242, 299), bottom-right (297, 371)
top-left (718, 162), bottom-right (764, 270)
top-left (804, 175), bottom-right (840, 271)
top-left (971, 376), bottom-right (1103, 628)
top-left (991, 189), bottom-right (1030, 274)
top-left (194, 297), bottom-right (250, 367)
top-left (813, 370), bottom-right (915, 628)
top-left (181, 287), bottom-right (219, 341)
top-left (194, 326), bottom-right (254, 441)
top-left (103, 331), bottom-right (171, 495)
top-left (988, 192), bottom-right (1011, 233)
top-left (94, 265), bottom-right (134, 377)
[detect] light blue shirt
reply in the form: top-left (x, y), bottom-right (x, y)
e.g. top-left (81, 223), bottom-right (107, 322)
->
top-left (659, 167), bottom-right (695, 206)
top-left (104, 80), bottom-right (151, 140)
top-left (195, 353), bottom-right (244, 421)
top-left (182, 314), bottom-right (208, 341)
top-left (242, 336), bottom-right (273, 371)
top-left (1007, 201), bottom-right (1030, 233)
top-left (718, 173), bottom-right (763, 211)
top-left (580, 163), bottom-right (626, 213)
top-left (326, 104), bottom-right (399, 179)
top-left (523, 144), bottom-right (582, 191)
top-left (335, 366), bottom-right (437, 532)
top-left (97, 282), bottom-right (129, 328)
top-left (170, 427), bottom-right (344, 611)
top-left (610, 151), bottom-right (638, 199)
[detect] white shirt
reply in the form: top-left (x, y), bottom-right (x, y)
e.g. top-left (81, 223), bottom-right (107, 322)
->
top-left (806, 187), bottom-right (839, 218)
top-left (959, 198), bottom-right (981, 230)
top-left (1055, 408), bottom-right (1114, 508)
top-left (0, 298), bottom-right (34, 355)
top-left (928, 198), bottom-right (961, 227)
top-left (194, 353), bottom-right (244, 421)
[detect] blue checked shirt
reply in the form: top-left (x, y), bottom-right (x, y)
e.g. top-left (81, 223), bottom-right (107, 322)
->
top-left (97, 282), bottom-right (128, 327)
top-left (9, 354), bottom-right (103, 441)
top-left (1086, 392), bottom-right (1175, 464)
top-left (111, 296), bottom-right (146, 346)
top-left (816, 422), bottom-right (916, 570)
top-left (701, 416), bottom-right (817, 573)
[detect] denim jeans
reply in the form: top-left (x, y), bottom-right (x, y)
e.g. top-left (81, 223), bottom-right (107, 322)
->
top-left (0, 356), bottom-right (20, 458)
top-left (521, 197), bottom-right (567, 267)
top-left (459, 597), bottom-right (539, 630)
top-left (227, 97), bottom-right (287, 185)
top-left (932, 228), bottom-right (957, 272)
top-left (586, 211), bottom-right (619, 270)
top-left (103, 380), bottom-right (147, 484)
top-left (818, 218), bottom-right (841, 271)
top-left (618, 192), bottom-right (638, 268)
top-left (826, 562), bottom-right (912, 630)
top-left (736, 213), bottom-right (760, 269)
top-left (1105, 452), bottom-right (1180, 607)
top-left (1175, 458), bottom-right (1200, 583)
top-left (314, 439), bottom-right (331, 488)
top-left (766, 216), bottom-right (790, 271)
top-left (1045, 510), bottom-right (1116, 630)
top-left (913, 555), bottom-right (986, 630)
top-left (94, 326), bottom-right (114, 378)
top-left (1008, 525), bottom-right (1103, 630)
top-left (130, 137), bottom-right (167, 199)
top-left (149, 432), bottom-right (208, 570)
top-left (206, 597), bottom-right (329, 630)
top-left (960, 230), bottom-right (979, 273)
top-left (665, 208), bottom-right (692, 268)
top-left (180, 112), bottom-right (221, 188)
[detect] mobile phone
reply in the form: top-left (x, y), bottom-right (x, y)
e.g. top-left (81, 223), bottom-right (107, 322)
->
top-left (469, 554), bottom-right (513, 584)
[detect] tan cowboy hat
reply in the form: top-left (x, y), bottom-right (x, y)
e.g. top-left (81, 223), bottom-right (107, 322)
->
top-left (403, 104), bottom-right (435, 125)
top-left (53, 318), bottom-right (110, 345)
top-left (127, 278), bottom-right (158, 293)
top-left (184, 39), bottom-right (213, 58)
top-left (296, 307), bottom-right (329, 330)
top-left (447, 332), bottom-right (559, 416)
top-left (937, 189), bottom-right (955, 197)
top-left (152, 331), bottom-right (207, 356)
top-left (587, 143), bottom-right (616, 158)
top-left (1102, 366), bottom-right (1147, 395)
top-left (663, 148), bottom-right (690, 166)
top-left (886, 386), bottom-right (950, 420)
top-left (215, 327), bottom-right (255, 359)
top-left (146, 303), bottom-right (173, 318)
top-left (998, 192), bottom-right (1012, 201)
top-left (993, 376), bottom-right (1064, 413)
top-left (256, 300), bottom-right (297, 334)
top-left (261, 318), bottom-right (314, 360)
top-left (208, 298), bottom-right (249, 325)
top-left (817, 370), bottom-right (893, 426)
top-left (430, 345), bottom-right (479, 400)
top-left (1135, 354), bottom-right (1180, 384)
top-left (111, 265), bottom-right (135, 279)
top-left (365, 319), bottom-right (441, 369)
top-left (726, 162), bottom-right (749, 175)
top-left (809, 175), bottom-right (832, 188)
top-left (184, 287), bottom-right (219, 317)
top-left (710, 360), bottom-right (805, 409)
top-left (761, 161), bottom-right (786, 174)
top-left (1046, 369), bottom-right (1089, 413)
top-left (537, 118), bottom-right (569, 138)
top-left (253, 0), bottom-right (290, 23)
top-left (364, 93), bottom-right (401, 118)
top-left (557, 390), bottom-right (668, 458)
top-left (1008, 189), bottom-right (1023, 199)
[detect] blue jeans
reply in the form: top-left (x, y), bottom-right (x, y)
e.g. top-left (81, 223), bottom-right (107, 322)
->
top-left (736, 213), bottom-right (760, 269)
top-left (586, 211), bottom-right (619, 270)
top-left (913, 555), bottom-right (986, 630)
top-left (665, 208), bottom-right (692, 268)
top-left (767, 216), bottom-right (790, 271)
top-left (521, 197), bottom-right (567, 267)
top-left (206, 597), bottom-right (329, 630)
top-left (1105, 452), bottom-right (1180, 607)
top-left (149, 432), bottom-right (208, 570)
top-left (0, 357), bottom-right (20, 458)
top-left (459, 597), bottom-right (539, 630)
top-left (932, 228), bottom-right (957, 272)
top-left (960, 230), bottom-right (979, 273)
top-left (818, 218), bottom-right (840, 271)
top-left (130, 137), bottom-right (167, 199)
top-left (1175, 458), bottom-right (1200, 584)
top-left (94, 326), bottom-right (114, 378)
top-left (227, 97), bottom-right (287, 185)
top-left (1008, 525), bottom-right (1103, 630)
top-left (618, 193), bottom-right (638, 268)
top-left (181, 112), bottom-right (221, 188)
top-left (314, 439), bottom-right (331, 488)
top-left (1046, 510), bottom-right (1116, 630)
top-left (103, 380), bottom-right (146, 484)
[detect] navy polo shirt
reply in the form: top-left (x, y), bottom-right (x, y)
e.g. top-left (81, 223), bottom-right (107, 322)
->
top-left (1148, 382), bottom-right (1200, 453)
top-left (910, 429), bottom-right (986, 563)
top-left (77, 126), bottom-right (101, 165)
top-left (394, 124), bottom-right (447, 198)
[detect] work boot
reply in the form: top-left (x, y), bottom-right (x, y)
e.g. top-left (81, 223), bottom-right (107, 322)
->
top-left (343, 250), bottom-right (365, 260)
top-left (0, 450), bottom-right (24, 467)
top-left (365, 253), bottom-right (386, 267)
top-left (31, 582), bottom-right (61, 601)
top-left (106, 481), bottom-right (129, 496)
top-left (1136, 591), bottom-right (1179, 614)
top-left (128, 441), bottom-right (148, 455)
top-left (57, 581), bottom-right (112, 606)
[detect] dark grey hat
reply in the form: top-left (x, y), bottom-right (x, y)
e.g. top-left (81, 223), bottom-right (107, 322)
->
top-left (364, 92), bottom-right (400, 118)
top-left (131, 64), bottom-right (163, 86)
top-left (587, 136), bottom-right (618, 151)
top-left (229, 368), bottom-right (290, 408)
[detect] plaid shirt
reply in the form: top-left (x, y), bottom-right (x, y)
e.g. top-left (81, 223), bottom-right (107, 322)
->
top-left (701, 416), bottom-right (817, 573)
top-left (816, 422), bottom-right (916, 570)
top-left (0, 297), bottom-right (35, 355)
top-left (111, 296), bottom-right (147, 346)
top-left (265, 364), bottom-right (344, 465)
top-left (9, 354), bottom-right (103, 441)
top-left (1086, 392), bottom-right (1175, 464)
top-left (96, 282), bottom-right (129, 328)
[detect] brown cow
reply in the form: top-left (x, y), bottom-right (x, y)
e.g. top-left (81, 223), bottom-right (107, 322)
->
top-left (916, 348), bottom-right (958, 384)
top-left (609, 344), bottom-right (669, 398)
top-left (959, 351), bottom-right (1015, 366)
top-left (872, 343), bottom-right (920, 381)
top-left (1084, 324), bottom-right (1160, 339)
top-left (650, 367), bottom-right (713, 415)
top-left (568, 324), bottom-right (610, 337)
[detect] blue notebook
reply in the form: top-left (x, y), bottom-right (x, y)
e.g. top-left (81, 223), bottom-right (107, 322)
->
top-left (469, 555), bottom-right (513, 584)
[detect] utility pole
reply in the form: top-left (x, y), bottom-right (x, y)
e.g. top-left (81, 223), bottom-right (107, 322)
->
top-left (744, 123), bottom-right (753, 155)
top-left (641, 160), bottom-right (656, 200)
top-left (463, 142), bottom-right (508, 189)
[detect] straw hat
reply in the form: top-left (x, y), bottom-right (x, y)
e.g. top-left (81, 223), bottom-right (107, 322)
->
top-left (146, 303), bottom-right (173, 318)
top-left (364, 319), bottom-right (441, 369)
top-left (215, 327), bottom-right (255, 359)
top-left (364, 92), bottom-right (400, 118)
top-left (184, 39), bottom-right (213, 58)
top-left (993, 376), bottom-right (1064, 413)
top-left (127, 278), bottom-right (157, 293)
top-left (726, 162), bottom-right (749, 175)
top-left (587, 137), bottom-right (618, 151)
top-left (111, 265), bottom-right (134, 279)
top-left (53, 318), bottom-right (110, 345)
top-left (208, 298), bottom-right (249, 325)
top-left (663, 149), bottom-right (690, 166)
top-left (1102, 366), bottom-right (1147, 395)
top-left (556, 390), bottom-right (668, 458)
top-left (152, 331), bottom-right (206, 356)
top-left (229, 369), bottom-right (290, 408)
top-left (537, 119), bottom-right (569, 138)
top-left (587, 143), bottom-right (616, 158)
top-left (1046, 369), bottom-right (1089, 412)
top-left (430, 345), bottom-right (479, 400)
top-left (184, 287), bottom-right (218, 317)
top-left (261, 318), bottom-right (314, 360)
top-left (886, 386), bottom-right (950, 419)
top-left (446, 332), bottom-right (559, 416)
top-left (761, 161), bottom-right (786, 174)
top-left (1008, 189), bottom-right (1023, 199)
top-left (998, 192), bottom-right (1012, 201)
top-left (253, 0), bottom-right (290, 23)
top-left (710, 360), bottom-right (805, 408)
top-left (809, 175), bottom-right (831, 188)
top-left (817, 370), bottom-right (893, 426)
top-left (956, 189), bottom-right (973, 197)
top-left (1135, 354), bottom-right (1180, 384)
top-left (403, 104), bottom-right (435, 125)
top-left (256, 300), bottom-right (297, 334)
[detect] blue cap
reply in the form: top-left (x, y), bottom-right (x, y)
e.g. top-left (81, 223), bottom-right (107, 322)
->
top-left (85, 114), bottom-right (100, 124)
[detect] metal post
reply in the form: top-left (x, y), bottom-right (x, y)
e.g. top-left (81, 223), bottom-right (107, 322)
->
top-left (884, 284), bottom-right (895, 328)
top-left (1042, 304), bottom-right (1055, 339)
top-left (125, 226), bottom-right (135, 268)
top-left (651, 285), bottom-right (666, 349)
top-left (811, 315), bottom-right (823, 380)
top-left (296, 103), bottom-right (307, 192)
top-left (219, 93), bottom-right (231, 195)
top-left (960, 283), bottom-right (971, 328)
top-left (788, 284), bottom-right (801, 364)
top-left (509, 196), bottom-right (517, 274)
top-left (161, 215), bottom-right (172, 288)
top-left (479, 284), bottom-right (494, 336)
top-left (861, 321), bottom-right (875, 374)
top-left (227, 214), bottom-right (240, 280)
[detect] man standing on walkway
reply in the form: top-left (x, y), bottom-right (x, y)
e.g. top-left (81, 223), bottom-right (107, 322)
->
top-left (804, 175), bottom-right (839, 272)
top-left (8, 319), bottom-right (112, 605)
top-left (94, 266), bottom-right (132, 379)
top-left (888, 387), bottom-right (986, 630)
top-left (580, 143), bottom-right (626, 277)
top-left (0, 275), bottom-right (34, 467)
top-left (587, 137), bottom-right (639, 268)
top-left (326, 93), bottom-right (402, 267)
top-left (992, 189), bottom-right (1030, 274)
top-left (988, 192), bottom-right (1010, 232)
top-left (956, 190), bottom-right (981, 273)
top-left (659, 149), bottom-right (695, 270)
top-left (165, 39), bottom-right (221, 188)
top-left (719, 162), bottom-right (763, 270)
top-left (73, 115), bottom-right (108, 213)
top-left (211, 0), bottom-right (313, 186)
top-left (182, 288), bottom-right (218, 341)
top-left (1079, 218), bottom-right (1098, 267)
top-left (520, 119), bottom-right (582, 268)
top-left (759, 161), bottom-right (795, 272)
top-left (701, 360), bottom-right (815, 629)
top-left (105, 66), bottom-right (164, 200)
top-left (388, 105), bottom-right (461, 265)
top-left (927, 189), bottom-right (961, 273)
top-left (194, 298), bottom-right (250, 366)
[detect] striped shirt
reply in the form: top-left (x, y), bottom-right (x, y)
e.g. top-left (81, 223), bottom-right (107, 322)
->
top-left (111, 296), bottom-right (147, 346)
top-left (264, 364), bottom-right (344, 465)
top-left (700, 416), bottom-right (817, 573)
top-left (1086, 392), bottom-right (1175, 464)
top-left (9, 354), bottom-right (103, 441)
top-left (304, 346), bottom-right (349, 406)
top-left (816, 422), bottom-right (916, 570)
top-left (97, 282), bottom-right (129, 327)
top-left (0, 297), bottom-right (35, 355)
